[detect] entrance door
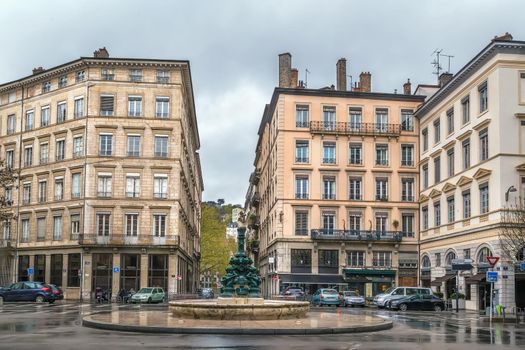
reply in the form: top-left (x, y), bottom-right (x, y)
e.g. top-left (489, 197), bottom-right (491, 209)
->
top-left (120, 254), bottom-right (140, 292)
top-left (478, 283), bottom-right (491, 311)
top-left (92, 253), bottom-right (113, 295)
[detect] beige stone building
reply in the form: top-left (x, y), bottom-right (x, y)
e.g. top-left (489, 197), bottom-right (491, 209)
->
top-left (245, 54), bottom-right (424, 298)
top-left (417, 34), bottom-right (525, 311)
top-left (0, 48), bottom-right (203, 300)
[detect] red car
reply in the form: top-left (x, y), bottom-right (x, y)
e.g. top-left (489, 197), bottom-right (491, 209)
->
top-left (48, 284), bottom-right (64, 300)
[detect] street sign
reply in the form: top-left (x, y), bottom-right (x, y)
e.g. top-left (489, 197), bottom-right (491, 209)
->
top-left (486, 256), bottom-right (499, 267)
top-left (113, 267), bottom-right (120, 273)
top-left (486, 271), bottom-right (498, 283)
top-left (27, 267), bottom-right (34, 275)
top-left (521, 262), bottom-right (525, 272)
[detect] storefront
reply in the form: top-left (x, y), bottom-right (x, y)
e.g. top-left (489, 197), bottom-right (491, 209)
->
top-left (431, 273), bottom-right (456, 297)
top-left (92, 253), bottom-right (113, 293)
top-left (278, 274), bottom-right (346, 295)
top-left (343, 269), bottom-right (396, 298)
top-left (120, 254), bottom-right (140, 291)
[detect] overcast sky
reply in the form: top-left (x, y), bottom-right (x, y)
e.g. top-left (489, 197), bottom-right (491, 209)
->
top-left (1, 0), bottom-right (524, 204)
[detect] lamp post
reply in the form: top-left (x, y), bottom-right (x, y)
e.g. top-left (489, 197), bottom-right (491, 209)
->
top-left (505, 185), bottom-right (517, 202)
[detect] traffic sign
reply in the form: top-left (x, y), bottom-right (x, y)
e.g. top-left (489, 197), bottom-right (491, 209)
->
top-left (486, 256), bottom-right (499, 267)
top-left (521, 262), bottom-right (525, 272)
top-left (113, 267), bottom-right (120, 273)
top-left (27, 267), bottom-right (34, 275)
top-left (486, 271), bottom-right (498, 283)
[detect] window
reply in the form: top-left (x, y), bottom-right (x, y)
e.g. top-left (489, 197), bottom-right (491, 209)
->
top-left (58, 75), bottom-right (67, 88)
top-left (127, 135), bottom-right (141, 157)
top-left (291, 249), bottom-right (311, 273)
top-left (24, 146), bottom-right (33, 167)
top-left (128, 96), bottom-right (142, 117)
top-left (125, 214), bottom-right (139, 236)
top-left (42, 81), bottom-right (51, 93)
top-left (433, 118), bottom-right (440, 143)
top-left (322, 106), bottom-right (336, 130)
top-left (129, 68), bottom-right (142, 82)
top-left (74, 97), bottom-right (84, 118)
top-left (153, 176), bottom-right (168, 199)
top-left (463, 249), bottom-right (471, 260)
top-left (479, 81), bottom-right (488, 113)
top-left (97, 213), bottom-right (111, 236)
top-left (348, 213), bottom-right (361, 232)
top-left (446, 108), bottom-right (454, 134)
top-left (5, 187), bottom-right (12, 205)
top-left (463, 190), bottom-right (471, 219)
top-left (462, 138), bottom-right (470, 169)
top-left (73, 136), bottom-right (83, 158)
top-left (435, 253), bottom-right (441, 267)
top-left (5, 150), bottom-right (14, 169)
top-left (55, 140), bottom-right (65, 161)
top-left (54, 178), bottom-right (64, 200)
top-left (375, 177), bottom-right (388, 200)
top-left (126, 175), bottom-right (140, 197)
top-left (295, 210), bottom-right (308, 235)
top-left (375, 108), bottom-right (388, 132)
top-left (57, 102), bottom-right (66, 123)
top-left (295, 175), bottom-right (309, 199)
top-left (50, 254), bottom-right (63, 286)
top-left (402, 214), bottom-right (414, 236)
top-left (349, 107), bottom-right (362, 130)
top-left (479, 128), bottom-right (488, 161)
top-left (295, 141), bottom-right (309, 163)
top-left (101, 68), bottom-right (114, 81)
top-left (70, 214), bottom-right (80, 239)
top-left (40, 143), bottom-right (49, 164)
top-left (375, 144), bottom-right (388, 166)
top-left (41, 107), bottom-right (50, 126)
top-left (25, 111), bottom-right (34, 131)
top-left (23, 183), bottom-right (31, 204)
top-left (296, 105), bottom-right (309, 127)
top-left (347, 251), bottom-right (365, 267)
top-left (100, 95), bottom-right (114, 116)
top-left (53, 216), bottom-right (62, 240)
top-left (434, 202), bottom-right (441, 226)
top-left (322, 176), bottom-right (336, 200)
top-left (373, 251), bottom-right (391, 267)
top-left (375, 213), bottom-right (388, 233)
top-left (7, 114), bottom-right (15, 134)
top-left (21, 219), bottom-right (29, 242)
top-left (155, 97), bottom-right (169, 118)
top-left (37, 218), bottom-right (46, 241)
top-left (99, 134), bottom-right (113, 156)
top-left (434, 156), bottom-right (441, 183)
top-left (447, 148), bottom-right (455, 177)
top-left (445, 252), bottom-right (456, 267)
top-left (38, 181), bottom-right (47, 203)
top-left (71, 173), bottom-right (81, 198)
top-left (97, 175), bottom-right (112, 197)
top-left (322, 142), bottom-right (336, 164)
top-left (321, 211), bottom-right (336, 234)
top-left (68, 253), bottom-right (80, 287)
top-left (154, 136), bottom-right (168, 157)
top-left (477, 247), bottom-right (492, 264)
top-left (401, 144), bottom-right (414, 166)
top-left (401, 109), bottom-right (414, 131)
top-left (349, 143), bottom-right (362, 165)
top-left (480, 184), bottom-right (489, 214)
top-left (447, 196), bottom-right (455, 223)
top-left (318, 250), bottom-right (338, 274)
top-left (76, 70), bottom-right (85, 82)
top-left (422, 206), bottom-right (428, 230)
top-left (153, 214), bottom-right (167, 237)
top-left (401, 178), bottom-right (414, 201)
top-left (461, 96), bottom-right (470, 124)
top-left (349, 177), bottom-right (362, 200)
top-left (156, 70), bottom-right (170, 83)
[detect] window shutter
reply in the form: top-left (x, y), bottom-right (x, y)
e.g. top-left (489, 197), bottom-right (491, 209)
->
top-left (100, 95), bottom-right (114, 112)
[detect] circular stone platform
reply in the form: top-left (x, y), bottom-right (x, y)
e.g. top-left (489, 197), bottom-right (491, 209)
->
top-left (82, 309), bottom-right (392, 335)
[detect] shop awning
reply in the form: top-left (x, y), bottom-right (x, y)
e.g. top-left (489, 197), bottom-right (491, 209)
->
top-left (431, 274), bottom-right (456, 286)
top-left (344, 275), bottom-right (372, 283)
top-left (465, 273), bottom-right (486, 284)
top-left (278, 274), bottom-right (346, 285)
top-left (343, 269), bottom-right (396, 277)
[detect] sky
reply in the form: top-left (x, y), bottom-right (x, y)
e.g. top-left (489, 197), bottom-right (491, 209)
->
top-left (1, 0), bottom-right (524, 204)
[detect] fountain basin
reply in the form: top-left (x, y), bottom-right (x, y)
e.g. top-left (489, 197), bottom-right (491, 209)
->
top-left (170, 298), bottom-right (309, 320)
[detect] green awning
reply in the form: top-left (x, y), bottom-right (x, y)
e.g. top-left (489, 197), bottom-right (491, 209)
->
top-left (344, 269), bottom-right (396, 277)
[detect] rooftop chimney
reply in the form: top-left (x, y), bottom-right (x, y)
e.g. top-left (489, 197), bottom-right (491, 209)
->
top-left (278, 53), bottom-right (291, 88)
top-left (290, 68), bottom-right (299, 88)
top-left (403, 79), bottom-right (412, 95)
top-left (94, 47), bottom-right (110, 58)
top-left (359, 72), bottom-right (371, 92)
top-left (438, 72), bottom-right (453, 87)
top-left (32, 67), bottom-right (45, 75)
top-left (336, 58), bottom-right (347, 91)
top-left (492, 32), bottom-right (513, 42)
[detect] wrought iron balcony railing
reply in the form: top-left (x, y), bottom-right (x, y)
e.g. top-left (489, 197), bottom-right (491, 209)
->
top-left (311, 229), bottom-right (403, 242)
top-left (310, 121), bottom-right (401, 136)
top-left (79, 234), bottom-right (179, 246)
top-left (295, 193), bottom-right (309, 199)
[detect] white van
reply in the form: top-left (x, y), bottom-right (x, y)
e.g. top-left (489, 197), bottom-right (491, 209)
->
top-left (373, 287), bottom-right (432, 308)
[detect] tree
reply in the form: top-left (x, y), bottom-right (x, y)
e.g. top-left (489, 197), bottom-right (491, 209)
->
top-left (0, 160), bottom-right (16, 224)
top-left (499, 201), bottom-right (525, 263)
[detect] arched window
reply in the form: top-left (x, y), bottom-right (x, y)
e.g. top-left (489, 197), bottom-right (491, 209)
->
top-left (422, 255), bottom-right (431, 268)
top-left (445, 251), bottom-right (457, 266)
top-left (477, 247), bottom-right (492, 263)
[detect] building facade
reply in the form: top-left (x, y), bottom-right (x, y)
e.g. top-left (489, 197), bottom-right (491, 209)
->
top-left (417, 36), bottom-right (525, 311)
top-left (0, 48), bottom-right (203, 300)
top-left (246, 54), bottom-right (425, 298)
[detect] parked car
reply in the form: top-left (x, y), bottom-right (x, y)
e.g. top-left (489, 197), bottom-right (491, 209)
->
top-left (48, 284), bottom-right (64, 301)
top-left (389, 294), bottom-right (445, 312)
top-left (280, 287), bottom-right (305, 300)
top-left (311, 288), bottom-right (342, 307)
top-left (0, 282), bottom-right (55, 303)
top-left (373, 287), bottom-right (432, 308)
top-left (199, 288), bottom-right (215, 299)
top-left (131, 287), bottom-right (165, 303)
top-left (340, 291), bottom-right (366, 307)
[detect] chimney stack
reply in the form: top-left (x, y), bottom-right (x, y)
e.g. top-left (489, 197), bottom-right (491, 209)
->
top-left (290, 68), bottom-right (299, 88)
top-left (359, 72), bottom-right (371, 92)
top-left (403, 79), bottom-right (412, 95)
top-left (278, 53), bottom-right (291, 88)
top-left (438, 72), bottom-right (453, 87)
top-left (94, 47), bottom-right (110, 58)
top-left (32, 67), bottom-right (45, 75)
top-left (336, 58), bottom-right (347, 91)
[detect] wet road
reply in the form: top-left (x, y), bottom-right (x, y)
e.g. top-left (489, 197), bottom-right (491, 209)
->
top-left (0, 302), bottom-right (523, 349)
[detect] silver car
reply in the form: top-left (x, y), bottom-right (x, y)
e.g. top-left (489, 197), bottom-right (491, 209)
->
top-left (340, 291), bottom-right (366, 307)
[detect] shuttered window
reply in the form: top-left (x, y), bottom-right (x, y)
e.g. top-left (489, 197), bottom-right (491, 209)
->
top-left (295, 210), bottom-right (308, 236)
top-left (100, 95), bottom-right (114, 116)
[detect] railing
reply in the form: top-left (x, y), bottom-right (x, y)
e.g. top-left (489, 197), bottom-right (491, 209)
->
top-left (74, 112), bottom-right (84, 119)
top-left (295, 157), bottom-right (309, 163)
top-left (322, 158), bottom-right (336, 164)
top-left (154, 192), bottom-right (168, 199)
top-left (310, 121), bottom-right (401, 136)
top-left (156, 112), bottom-right (169, 118)
top-left (97, 191), bottom-right (112, 198)
top-left (128, 111), bottom-right (142, 117)
top-left (295, 193), bottom-right (309, 199)
top-left (402, 196), bottom-right (415, 202)
top-left (376, 195), bottom-right (389, 201)
top-left (127, 151), bottom-right (140, 157)
top-left (7, 128), bottom-right (14, 135)
top-left (156, 77), bottom-right (170, 84)
top-left (0, 238), bottom-right (14, 248)
top-left (102, 74), bottom-right (115, 81)
top-left (126, 192), bottom-right (140, 198)
top-left (73, 152), bottom-right (83, 158)
top-left (296, 121), bottom-right (309, 128)
top-left (130, 75), bottom-right (142, 82)
top-left (99, 151), bottom-right (113, 156)
top-left (251, 193), bottom-right (260, 206)
top-left (55, 194), bottom-right (63, 201)
top-left (322, 193), bottom-right (336, 200)
top-left (79, 234), bottom-right (179, 246)
top-left (311, 229), bottom-right (403, 242)
top-left (295, 229), bottom-right (308, 236)
top-left (154, 151), bottom-right (168, 158)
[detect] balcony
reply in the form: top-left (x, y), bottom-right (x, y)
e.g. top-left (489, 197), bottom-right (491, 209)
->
top-left (97, 191), bottom-right (112, 198)
top-left (322, 193), bottom-right (336, 200)
top-left (295, 193), bottom-right (309, 199)
top-left (311, 229), bottom-right (402, 242)
top-left (249, 171), bottom-right (260, 185)
top-left (251, 192), bottom-right (260, 207)
top-left (295, 157), bottom-right (309, 163)
top-left (79, 234), bottom-right (179, 246)
top-left (154, 192), bottom-right (168, 199)
top-left (310, 121), bottom-right (401, 137)
top-left (322, 158), bottom-right (336, 164)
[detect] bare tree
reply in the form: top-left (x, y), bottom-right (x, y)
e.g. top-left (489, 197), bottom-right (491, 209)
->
top-left (499, 199), bottom-right (525, 263)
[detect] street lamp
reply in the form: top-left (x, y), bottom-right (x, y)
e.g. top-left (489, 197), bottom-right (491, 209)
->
top-left (505, 186), bottom-right (517, 202)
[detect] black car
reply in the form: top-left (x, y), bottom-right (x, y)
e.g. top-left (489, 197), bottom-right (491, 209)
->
top-left (390, 294), bottom-right (445, 312)
top-left (0, 282), bottom-right (55, 303)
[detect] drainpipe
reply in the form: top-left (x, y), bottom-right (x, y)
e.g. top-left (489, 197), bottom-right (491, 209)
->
top-left (14, 84), bottom-right (25, 283)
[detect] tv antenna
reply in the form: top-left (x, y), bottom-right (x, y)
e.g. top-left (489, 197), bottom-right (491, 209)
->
top-left (431, 49), bottom-right (454, 82)
top-left (305, 68), bottom-right (310, 88)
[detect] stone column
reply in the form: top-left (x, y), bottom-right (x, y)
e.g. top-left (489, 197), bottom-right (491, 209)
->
top-left (62, 254), bottom-right (68, 295)
top-left (82, 253), bottom-right (92, 300)
top-left (112, 253), bottom-right (120, 300)
top-left (168, 253), bottom-right (177, 298)
top-left (29, 255), bottom-right (35, 282)
top-left (140, 253), bottom-right (148, 289)
top-left (45, 254), bottom-right (51, 284)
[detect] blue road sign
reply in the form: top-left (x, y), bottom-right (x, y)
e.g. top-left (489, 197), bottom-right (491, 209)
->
top-left (486, 271), bottom-right (498, 283)
top-left (27, 267), bottom-right (34, 275)
top-left (521, 262), bottom-right (525, 272)
top-left (113, 267), bottom-right (120, 273)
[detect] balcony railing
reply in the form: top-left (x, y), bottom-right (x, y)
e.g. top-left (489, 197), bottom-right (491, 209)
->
top-left (322, 158), bottom-right (336, 164)
top-left (311, 229), bottom-right (403, 242)
top-left (156, 112), bottom-right (169, 118)
top-left (322, 193), bottom-right (336, 200)
top-left (295, 157), bottom-right (309, 163)
top-left (154, 192), bottom-right (168, 199)
top-left (296, 121), bottom-right (309, 128)
top-left (79, 234), bottom-right (179, 246)
top-left (97, 191), bottom-right (112, 198)
top-left (295, 193), bottom-right (309, 199)
top-left (0, 238), bottom-right (14, 249)
top-left (402, 195), bottom-right (415, 202)
top-left (126, 192), bottom-right (140, 198)
top-left (310, 121), bottom-right (401, 137)
top-left (156, 77), bottom-right (170, 84)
